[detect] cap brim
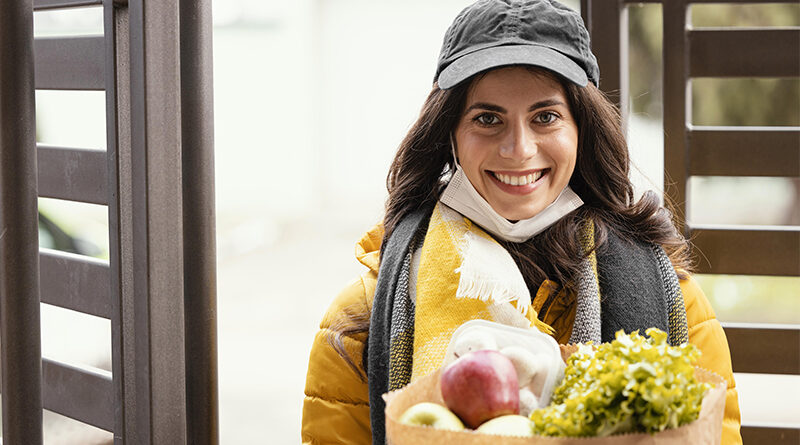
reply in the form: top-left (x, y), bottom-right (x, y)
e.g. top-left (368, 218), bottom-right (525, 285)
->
top-left (437, 45), bottom-right (588, 90)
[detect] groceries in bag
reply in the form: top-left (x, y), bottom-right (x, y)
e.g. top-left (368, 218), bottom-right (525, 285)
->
top-left (391, 322), bottom-right (721, 443)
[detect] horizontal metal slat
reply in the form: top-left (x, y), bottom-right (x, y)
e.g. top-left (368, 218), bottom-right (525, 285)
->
top-left (33, 0), bottom-right (101, 10)
top-left (742, 424), bottom-right (800, 444)
top-left (690, 225), bottom-right (800, 276)
top-left (689, 0), bottom-right (798, 3)
top-left (688, 126), bottom-right (800, 177)
top-left (689, 28), bottom-right (800, 78)
top-left (39, 248), bottom-right (111, 319)
top-left (34, 36), bottom-right (104, 90)
top-left (42, 358), bottom-right (113, 432)
top-left (37, 145), bottom-right (107, 205)
top-left (625, 0), bottom-right (800, 3)
top-left (723, 323), bottom-right (800, 374)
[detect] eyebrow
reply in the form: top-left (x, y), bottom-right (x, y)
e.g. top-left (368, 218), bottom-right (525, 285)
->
top-left (464, 99), bottom-right (566, 114)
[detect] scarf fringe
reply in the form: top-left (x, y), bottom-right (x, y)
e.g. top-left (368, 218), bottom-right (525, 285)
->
top-left (533, 318), bottom-right (556, 335)
top-left (453, 271), bottom-right (530, 315)
top-left (453, 230), bottom-right (531, 316)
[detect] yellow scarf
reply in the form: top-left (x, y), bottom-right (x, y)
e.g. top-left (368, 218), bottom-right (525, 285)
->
top-left (410, 202), bottom-right (553, 380)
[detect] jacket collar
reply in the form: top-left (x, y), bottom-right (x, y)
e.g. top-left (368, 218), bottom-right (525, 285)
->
top-left (355, 224), bottom-right (383, 273)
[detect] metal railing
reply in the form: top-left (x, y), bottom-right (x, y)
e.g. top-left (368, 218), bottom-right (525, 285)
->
top-left (0, 0), bottom-right (218, 443)
top-left (581, 0), bottom-right (800, 443)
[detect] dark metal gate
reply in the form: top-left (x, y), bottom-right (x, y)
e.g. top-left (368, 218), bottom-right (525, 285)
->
top-left (581, 0), bottom-right (800, 443)
top-left (0, 0), bottom-right (218, 443)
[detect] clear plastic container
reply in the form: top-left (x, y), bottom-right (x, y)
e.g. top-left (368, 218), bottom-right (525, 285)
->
top-left (442, 319), bottom-right (565, 414)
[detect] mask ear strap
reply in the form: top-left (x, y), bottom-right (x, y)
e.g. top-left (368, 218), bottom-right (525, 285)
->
top-left (449, 133), bottom-right (459, 166)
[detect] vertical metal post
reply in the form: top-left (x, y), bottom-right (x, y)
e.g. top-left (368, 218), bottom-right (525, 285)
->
top-left (662, 0), bottom-right (690, 230)
top-left (180, 0), bottom-right (219, 443)
top-left (104, 0), bottom-right (136, 442)
top-left (582, 0), bottom-right (630, 130)
top-left (128, 0), bottom-right (187, 442)
top-left (0, 0), bottom-right (44, 443)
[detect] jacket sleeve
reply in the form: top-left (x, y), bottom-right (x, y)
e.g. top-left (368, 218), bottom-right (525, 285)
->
top-left (302, 276), bottom-right (373, 445)
top-left (680, 274), bottom-right (743, 445)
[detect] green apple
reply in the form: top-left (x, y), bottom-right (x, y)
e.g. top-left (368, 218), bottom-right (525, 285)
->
top-left (398, 402), bottom-right (465, 431)
top-left (475, 414), bottom-right (534, 437)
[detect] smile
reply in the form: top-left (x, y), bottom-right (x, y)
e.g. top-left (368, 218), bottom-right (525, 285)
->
top-left (489, 169), bottom-right (548, 186)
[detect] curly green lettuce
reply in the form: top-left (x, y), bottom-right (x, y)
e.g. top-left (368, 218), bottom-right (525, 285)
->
top-left (530, 328), bottom-right (709, 437)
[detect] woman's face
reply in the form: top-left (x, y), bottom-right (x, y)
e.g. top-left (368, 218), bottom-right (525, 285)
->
top-left (453, 66), bottom-right (579, 221)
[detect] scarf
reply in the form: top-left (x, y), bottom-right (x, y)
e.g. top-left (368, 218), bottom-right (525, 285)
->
top-left (367, 201), bottom-right (688, 445)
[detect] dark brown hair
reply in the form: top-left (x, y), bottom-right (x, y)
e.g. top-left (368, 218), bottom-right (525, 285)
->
top-left (329, 68), bottom-right (691, 380)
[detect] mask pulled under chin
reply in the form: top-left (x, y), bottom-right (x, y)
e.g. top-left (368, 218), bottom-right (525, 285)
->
top-left (439, 164), bottom-right (584, 243)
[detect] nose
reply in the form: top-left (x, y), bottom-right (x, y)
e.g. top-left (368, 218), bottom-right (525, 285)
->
top-left (498, 119), bottom-right (537, 161)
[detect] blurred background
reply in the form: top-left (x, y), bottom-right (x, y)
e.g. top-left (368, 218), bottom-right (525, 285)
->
top-left (24, 0), bottom-right (799, 443)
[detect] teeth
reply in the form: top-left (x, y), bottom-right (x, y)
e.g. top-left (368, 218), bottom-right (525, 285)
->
top-left (494, 171), bottom-right (543, 186)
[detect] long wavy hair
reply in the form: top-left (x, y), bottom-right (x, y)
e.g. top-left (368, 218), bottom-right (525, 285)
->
top-left (329, 68), bottom-right (691, 380)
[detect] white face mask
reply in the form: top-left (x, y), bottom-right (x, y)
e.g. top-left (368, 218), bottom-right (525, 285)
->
top-left (440, 147), bottom-right (584, 243)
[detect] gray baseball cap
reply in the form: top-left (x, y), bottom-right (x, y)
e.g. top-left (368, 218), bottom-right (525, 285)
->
top-left (434, 0), bottom-right (599, 90)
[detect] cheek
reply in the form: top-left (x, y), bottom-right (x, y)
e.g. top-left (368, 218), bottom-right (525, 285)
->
top-left (455, 134), bottom-right (487, 170)
top-left (551, 132), bottom-right (579, 173)
top-left (459, 149), bottom-right (485, 184)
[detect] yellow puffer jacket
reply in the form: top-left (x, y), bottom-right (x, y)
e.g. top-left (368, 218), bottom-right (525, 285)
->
top-left (302, 225), bottom-right (743, 444)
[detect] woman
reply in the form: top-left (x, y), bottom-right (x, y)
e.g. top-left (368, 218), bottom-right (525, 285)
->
top-left (302, 1), bottom-right (742, 444)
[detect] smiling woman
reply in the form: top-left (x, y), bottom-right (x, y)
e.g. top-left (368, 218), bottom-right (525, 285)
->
top-left (453, 67), bottom-right (578, 221)
top-left (301, 1), bottom-right (742, 444)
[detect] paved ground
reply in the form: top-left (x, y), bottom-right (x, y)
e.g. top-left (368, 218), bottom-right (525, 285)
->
top-left (216, 211), bottom-right (378, 444)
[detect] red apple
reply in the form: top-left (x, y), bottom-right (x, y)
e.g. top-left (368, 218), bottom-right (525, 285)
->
top-left (440, 349), bottom-right (520, 428)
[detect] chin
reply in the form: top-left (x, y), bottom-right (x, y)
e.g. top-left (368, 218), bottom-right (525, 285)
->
top-left (498, 205), bottom-right (542, 222)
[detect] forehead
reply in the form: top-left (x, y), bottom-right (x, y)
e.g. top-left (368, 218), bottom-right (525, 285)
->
top-left (465, 66), bottom-right (567, 105)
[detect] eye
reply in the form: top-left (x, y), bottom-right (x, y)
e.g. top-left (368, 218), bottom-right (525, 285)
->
top-left (534, 111), bottom-right (559, 124)
top-left (473, 113), bottom-right (501, 126)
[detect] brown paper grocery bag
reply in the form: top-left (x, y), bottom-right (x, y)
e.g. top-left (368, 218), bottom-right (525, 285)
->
top-left (384, 367), bottom-right (727, 445)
